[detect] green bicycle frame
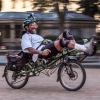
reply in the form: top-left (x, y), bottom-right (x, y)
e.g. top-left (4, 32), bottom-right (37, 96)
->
top-left (15, 49), bottom-right (79, 76)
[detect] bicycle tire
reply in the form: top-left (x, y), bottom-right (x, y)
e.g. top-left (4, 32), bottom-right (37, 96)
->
top-left (58, 60), bottom-right (86, 91)
top-left (5, 69), bottom-right (29, 89)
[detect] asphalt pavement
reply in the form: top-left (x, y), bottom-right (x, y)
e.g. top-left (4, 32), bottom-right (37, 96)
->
top-left (0, 66), bottom-right (100, 100)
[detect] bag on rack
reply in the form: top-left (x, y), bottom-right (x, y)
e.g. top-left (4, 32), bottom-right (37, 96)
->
top-left (6, 51), bottom-right (26, 71)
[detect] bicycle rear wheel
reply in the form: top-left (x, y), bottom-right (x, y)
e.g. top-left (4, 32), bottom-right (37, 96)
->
top-left (5, 67), bottom-right (29, 89)
top-left (58, 60), bottom-right (86, 91)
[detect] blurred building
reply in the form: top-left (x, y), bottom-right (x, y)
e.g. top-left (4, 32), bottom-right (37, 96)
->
top-left (0, 11), bottom-right (98, 50)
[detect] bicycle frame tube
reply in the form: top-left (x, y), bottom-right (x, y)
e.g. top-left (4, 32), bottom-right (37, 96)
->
top-left (15, 49), bottom-right (78, 76)
top-left (15, 57), bottom-right (61, 76)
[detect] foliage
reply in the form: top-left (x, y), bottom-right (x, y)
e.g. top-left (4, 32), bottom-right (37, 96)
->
top-left (30, 0), bottom-right (68, 33)
top-left (77, 0), bottom-right (99, 17)
top-left (29, 0), bottom-right (100, 33)
top-left (5, 0), bottom-right (100, 33)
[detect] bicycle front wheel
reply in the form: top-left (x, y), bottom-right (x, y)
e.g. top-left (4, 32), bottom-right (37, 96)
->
top-left (58, 60), bottom-right (86, 91)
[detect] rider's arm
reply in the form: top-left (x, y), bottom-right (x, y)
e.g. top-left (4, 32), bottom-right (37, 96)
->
top-left (21, 34), bottom-right (50, 56)
top-left (27, 47), bottom-right (42, 55)
top-left (27, 47), bottom-right (51, 56)
top-left (21, 35), bottom-right (42, 55)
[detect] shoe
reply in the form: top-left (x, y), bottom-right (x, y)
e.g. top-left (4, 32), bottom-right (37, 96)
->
top-left (84, 35), bottom-right (97, 56)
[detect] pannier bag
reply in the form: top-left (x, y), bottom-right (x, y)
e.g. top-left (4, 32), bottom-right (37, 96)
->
top-left (6, 51), bottom-right (26, 71)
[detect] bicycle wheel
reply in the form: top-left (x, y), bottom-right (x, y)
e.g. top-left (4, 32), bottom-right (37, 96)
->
top-left (5, 68), bottom-right (29, 89)
top-left (58, 60), bottom-right (86, 91)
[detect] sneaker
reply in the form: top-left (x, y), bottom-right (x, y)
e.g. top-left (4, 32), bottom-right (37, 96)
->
top-left (84, 35), bottom-right (97, 56)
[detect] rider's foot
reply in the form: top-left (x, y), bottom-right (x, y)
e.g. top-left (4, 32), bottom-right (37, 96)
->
top-left (84, 36), bottom-right (97, 56)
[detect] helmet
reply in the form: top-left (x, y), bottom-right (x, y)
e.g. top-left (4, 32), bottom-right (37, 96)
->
top-left (23, 13), bottom-right (37, 27)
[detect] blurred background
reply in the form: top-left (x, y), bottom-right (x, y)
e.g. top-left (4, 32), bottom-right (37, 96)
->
top-left (0, 0), bottom-right (99, 54)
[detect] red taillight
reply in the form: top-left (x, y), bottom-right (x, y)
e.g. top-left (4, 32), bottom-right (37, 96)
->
top-left (5, 54), bottom-right (8, 60)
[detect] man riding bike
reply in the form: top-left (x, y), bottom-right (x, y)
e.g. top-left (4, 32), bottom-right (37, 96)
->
top-left (21, 13), bottom-right (95, 62)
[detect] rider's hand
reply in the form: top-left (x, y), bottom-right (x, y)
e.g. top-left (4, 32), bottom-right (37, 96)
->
top-left (41, 49), bottom-right (51, 56)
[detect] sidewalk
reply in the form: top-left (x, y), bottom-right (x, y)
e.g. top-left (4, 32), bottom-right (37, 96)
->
top-left (0, 55), bottom-right (100, 68)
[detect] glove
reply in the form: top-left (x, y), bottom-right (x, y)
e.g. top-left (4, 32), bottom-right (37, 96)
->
top-left (41, 49), bottom-right (51, 56)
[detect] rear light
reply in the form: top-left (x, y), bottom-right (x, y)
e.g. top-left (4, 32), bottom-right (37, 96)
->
top-left (5, 54), bottom-right (8, 60)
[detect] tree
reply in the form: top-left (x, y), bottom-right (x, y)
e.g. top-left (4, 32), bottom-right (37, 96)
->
top-left (11, 0), bottom-right (99, 33)
top-left (30, 0), bottom-right (69, 33)
top-left (77, 0), bottom-right (99, 17)
top-left (29, 0), bottom-right (99, 33)
top-left (54, 0), bottom-right (68, 33)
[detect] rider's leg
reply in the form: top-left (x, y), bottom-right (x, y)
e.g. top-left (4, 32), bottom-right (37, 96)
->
top-left (56, 31), bottom-right (93, 54)
top-left (54, 37), bottom-right (95, 55)
top-left (54, 39), bottom-right (87, 52)
top-left (40, 37), bottom-right (94, 59)
top-left (40, 42), bottom-right (61, 58)
top-left (40, 39), bottom-right (74, 58)
top-left (41, 33), bottom-right (95, 58)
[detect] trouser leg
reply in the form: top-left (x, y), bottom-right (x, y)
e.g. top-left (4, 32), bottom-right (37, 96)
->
top-left (39, 42), bottom-right (60, 58)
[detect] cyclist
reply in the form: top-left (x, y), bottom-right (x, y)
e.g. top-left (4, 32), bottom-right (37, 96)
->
top-left (21, 13), bottom-right (95, 62)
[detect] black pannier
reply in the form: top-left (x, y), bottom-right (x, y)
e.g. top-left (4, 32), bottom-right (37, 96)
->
top-left (6, 51), bottom-right (26, 71)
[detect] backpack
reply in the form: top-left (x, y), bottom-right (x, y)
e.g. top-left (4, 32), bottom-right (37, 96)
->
top-left (6, 51), bottom-right (26, 71)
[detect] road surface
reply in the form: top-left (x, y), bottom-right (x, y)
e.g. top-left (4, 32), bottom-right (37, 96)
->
top-left (0, 66), bottom-right (100, 100)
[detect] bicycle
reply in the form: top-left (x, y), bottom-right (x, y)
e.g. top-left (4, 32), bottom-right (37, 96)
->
top-left (2, 36), bottom-right (97, 91)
